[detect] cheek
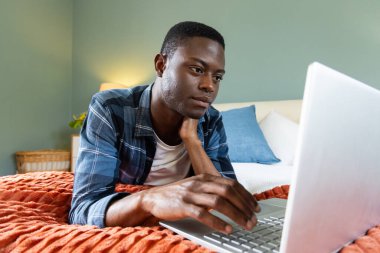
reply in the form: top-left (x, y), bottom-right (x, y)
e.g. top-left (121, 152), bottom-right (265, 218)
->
top-left (182, 75), bottom-right (201, 93)
top-left (161, 75), bottom-right (175, 100)
top-left (161, 72), bottom-right (184, 106)
top-left (172, 76), bottom-right (194, 96)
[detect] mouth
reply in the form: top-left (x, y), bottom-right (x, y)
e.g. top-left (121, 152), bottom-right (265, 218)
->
top-left (191, 96), bottom-right (212, 108)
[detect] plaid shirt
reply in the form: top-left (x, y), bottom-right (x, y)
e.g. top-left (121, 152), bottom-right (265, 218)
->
top-left (69, 84), bottom-right (235, 228)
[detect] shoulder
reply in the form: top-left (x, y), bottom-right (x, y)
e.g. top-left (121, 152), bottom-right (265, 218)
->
top-left (205, 105), bottom-right (222, 123)
top-left (91, 84), bottom-right (149, 109)
top-left (200, 105), bottom-right (223, 133)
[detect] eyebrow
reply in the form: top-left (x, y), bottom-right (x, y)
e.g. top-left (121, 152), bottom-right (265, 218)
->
top-left (189, 57), bottom-right (226, 74)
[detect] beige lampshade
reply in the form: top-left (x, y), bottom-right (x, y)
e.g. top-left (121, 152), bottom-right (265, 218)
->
top-left (99, 82), bottom-right (133, 91)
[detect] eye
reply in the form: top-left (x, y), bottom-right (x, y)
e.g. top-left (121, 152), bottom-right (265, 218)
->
top-left (213, 75), bottom-right (223, 82)
top-left (190, 66), bottom-right (204, 74)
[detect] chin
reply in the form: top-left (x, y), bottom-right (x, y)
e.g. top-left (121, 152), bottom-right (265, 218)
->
top-left (185, 110), bottom-right (207, 119)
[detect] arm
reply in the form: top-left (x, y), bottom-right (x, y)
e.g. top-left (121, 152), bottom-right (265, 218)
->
top-left (179, 117), bottom-right (220, 176)
top-left (107, 174), bottom-right (259, 233)
top-left (69, 95), bottom-right (128, 227)
top-left (180, 115), bottom-right (236, 179)
top-left (107, 116), bottom-right (260, 230)
top-left (106, 117), bottom-right (240, 228)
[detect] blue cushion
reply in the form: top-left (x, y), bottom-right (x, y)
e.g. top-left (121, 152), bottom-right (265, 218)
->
top-left (221, 105), bottom-right (280, 164)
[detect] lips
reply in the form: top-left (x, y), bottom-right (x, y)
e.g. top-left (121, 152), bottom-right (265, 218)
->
top-left (193, 96), bottom-right (212, 103)
top-left (192, 96), bottom-right (212, 108)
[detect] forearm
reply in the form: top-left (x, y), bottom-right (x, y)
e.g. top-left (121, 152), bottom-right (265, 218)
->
top-left (110, 174), bottom-right (260, 234)
top-left (105, 191), bottom-right (152, 227)
top-left (183, 138), bottom-right (221, 176)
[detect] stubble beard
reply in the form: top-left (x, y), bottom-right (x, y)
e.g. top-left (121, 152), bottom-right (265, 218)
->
top-left (161, 75), bottom-right (186, 117)
top-left (160, 75), bottom-right (206, 119)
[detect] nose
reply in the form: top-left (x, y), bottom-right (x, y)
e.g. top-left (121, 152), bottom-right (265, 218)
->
top-left (199, 74), bottom-right (215, 94)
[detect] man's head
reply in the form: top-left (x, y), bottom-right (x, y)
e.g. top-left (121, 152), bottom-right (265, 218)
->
top-left (160, 21), bottom-right (225, 59)
top-left (154, 21), bottom-right (225, 119)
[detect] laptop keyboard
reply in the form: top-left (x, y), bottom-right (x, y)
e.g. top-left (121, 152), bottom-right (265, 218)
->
top-left (203, 216), bottom-right (284, 253)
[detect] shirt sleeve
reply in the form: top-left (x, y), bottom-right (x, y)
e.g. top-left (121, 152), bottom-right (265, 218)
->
top-left (204, 113), bottom-right (237, 180)
top-left (69, 95), bottom-right (129, 228)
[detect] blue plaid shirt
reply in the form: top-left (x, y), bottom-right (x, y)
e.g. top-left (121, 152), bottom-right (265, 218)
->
top-left (69, 84), bottom-right (235, 228)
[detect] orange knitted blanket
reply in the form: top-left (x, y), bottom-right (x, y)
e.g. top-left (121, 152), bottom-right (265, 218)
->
top-left (0, 172), bottom-right (378, 253)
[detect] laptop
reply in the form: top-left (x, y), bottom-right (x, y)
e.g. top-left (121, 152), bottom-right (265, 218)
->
top-left (160, 62), bottom-right (380, 253)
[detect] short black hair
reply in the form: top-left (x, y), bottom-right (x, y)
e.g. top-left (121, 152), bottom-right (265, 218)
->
top-left (160, 21), bottom-right (225, 58)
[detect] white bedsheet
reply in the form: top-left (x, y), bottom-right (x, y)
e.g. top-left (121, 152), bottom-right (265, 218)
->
top-left (232, 163), bottom-right (294, 194)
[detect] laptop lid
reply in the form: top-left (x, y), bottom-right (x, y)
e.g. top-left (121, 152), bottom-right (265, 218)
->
top-left (281, 62), bottom-right (380, 253)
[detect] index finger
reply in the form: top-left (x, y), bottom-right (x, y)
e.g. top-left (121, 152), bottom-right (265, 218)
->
top-left (205, 174), bottom-right (260, 213)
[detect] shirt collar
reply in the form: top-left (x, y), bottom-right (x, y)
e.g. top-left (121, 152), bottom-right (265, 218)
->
top-left (134, 84), bottom-right (155, 137)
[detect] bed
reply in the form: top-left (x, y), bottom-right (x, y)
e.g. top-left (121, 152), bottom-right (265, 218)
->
top-left (0, 171), bottom-right (378, 252)
top-left (213, 99), bottom-right (302, 194)
top-left (0, 171), bottom-right (288, 252)
top-left (1, 99), bottom-right (379, 252)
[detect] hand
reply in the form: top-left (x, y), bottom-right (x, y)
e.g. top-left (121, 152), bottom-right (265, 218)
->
top-left (141, 174), bottom-right (261, 234)
top-left (179, 117), bottom-right (199, 142)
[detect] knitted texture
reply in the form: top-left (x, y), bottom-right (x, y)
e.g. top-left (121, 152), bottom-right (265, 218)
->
top-left (0, 172), bottom-right (378, 252)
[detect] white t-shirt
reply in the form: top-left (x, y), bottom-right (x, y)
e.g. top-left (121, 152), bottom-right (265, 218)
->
top-left (144, 132), bottom-right (191, 186)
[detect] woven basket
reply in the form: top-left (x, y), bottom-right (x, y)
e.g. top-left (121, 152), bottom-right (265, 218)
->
top-left (16, 149), bottom-right (70, 174)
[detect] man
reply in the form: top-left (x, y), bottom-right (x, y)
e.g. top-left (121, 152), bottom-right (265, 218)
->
top-left (69, 21), bottom-right (260, 234)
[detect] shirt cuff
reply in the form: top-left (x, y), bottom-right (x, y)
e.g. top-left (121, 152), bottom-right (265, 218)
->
top-left (87, 192), bottom-right (129, 228)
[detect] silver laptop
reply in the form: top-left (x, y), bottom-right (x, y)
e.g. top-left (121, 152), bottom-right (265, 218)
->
top-left (160, 62), bottom-right (380, 253)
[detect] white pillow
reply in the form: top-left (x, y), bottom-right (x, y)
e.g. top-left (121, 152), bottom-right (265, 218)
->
top-left (259, 111), bottom-right (299, 165)
top-left (233, 162), bottom-right (294, 194)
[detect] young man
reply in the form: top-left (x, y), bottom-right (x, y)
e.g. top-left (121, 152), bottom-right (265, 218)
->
top-left (69, 21), bottom-right (260, 234)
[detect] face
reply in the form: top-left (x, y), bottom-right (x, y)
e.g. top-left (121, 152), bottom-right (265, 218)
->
top-left (157, 37), bottom-right (225, 119)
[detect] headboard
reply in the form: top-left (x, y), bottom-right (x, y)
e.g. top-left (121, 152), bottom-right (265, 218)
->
top-left (213, 99), bottom-right (303, 123)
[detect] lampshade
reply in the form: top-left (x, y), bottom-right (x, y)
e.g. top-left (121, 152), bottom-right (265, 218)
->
top-left (99, 82), bottom-right (133, 91)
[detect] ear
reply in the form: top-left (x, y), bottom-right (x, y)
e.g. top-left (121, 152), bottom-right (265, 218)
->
top-left (154, 54), bottom-right (167, 77)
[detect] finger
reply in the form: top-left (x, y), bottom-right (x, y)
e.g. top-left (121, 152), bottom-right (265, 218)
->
top-left (204, 175), bottom-right (260, 213)
top-left (185, 204), bottom-right (233, 234)
top-left (184, 192), bottom-right (252, 230)
top-left (220, 177), bottom-right (260, 212)
top-left (193, 175), bottom-right (255, 216)
top-left (199, 181), bottom-right (254, 219)
top-left (194, 175), bottom-right (257, 217)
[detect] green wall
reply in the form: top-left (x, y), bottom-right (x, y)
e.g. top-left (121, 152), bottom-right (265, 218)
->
top-left (1, 0), bottom-right (379, 175)
top-left (72, 0), bottom-right (380, 114)
top-left (0, 0), bottom-right (73, 176)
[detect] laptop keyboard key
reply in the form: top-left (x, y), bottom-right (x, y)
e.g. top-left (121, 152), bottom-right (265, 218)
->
top-left (211, 232), bottom-right (223, 238)
top-left (248, 241), bottom-right (259, 247)
top-left (202, 215), bottom-right (285, 252)
top-left (221, 235), bottom-right (231, 241)
top-left (222, 242), bottom-right (246, 252)
top-left (268, 242), bottom-right (280, 249)
top-left (203, 234), bottom-right (222, 244)
top-left (260, 245), bottom-right (272, 251)
top-left (262, 234), bottom-right (279, 241)
top-left (250, 248), bottom-right (265, 253)
top-left (231, 239), bottom-right (241, 245)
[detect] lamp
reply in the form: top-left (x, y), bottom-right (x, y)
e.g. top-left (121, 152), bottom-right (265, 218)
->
top-left (99, 82), bottom-right (134, 91)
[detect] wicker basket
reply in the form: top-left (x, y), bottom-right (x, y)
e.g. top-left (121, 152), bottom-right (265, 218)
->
top-left (16, 149), bottom-right (70, 174)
